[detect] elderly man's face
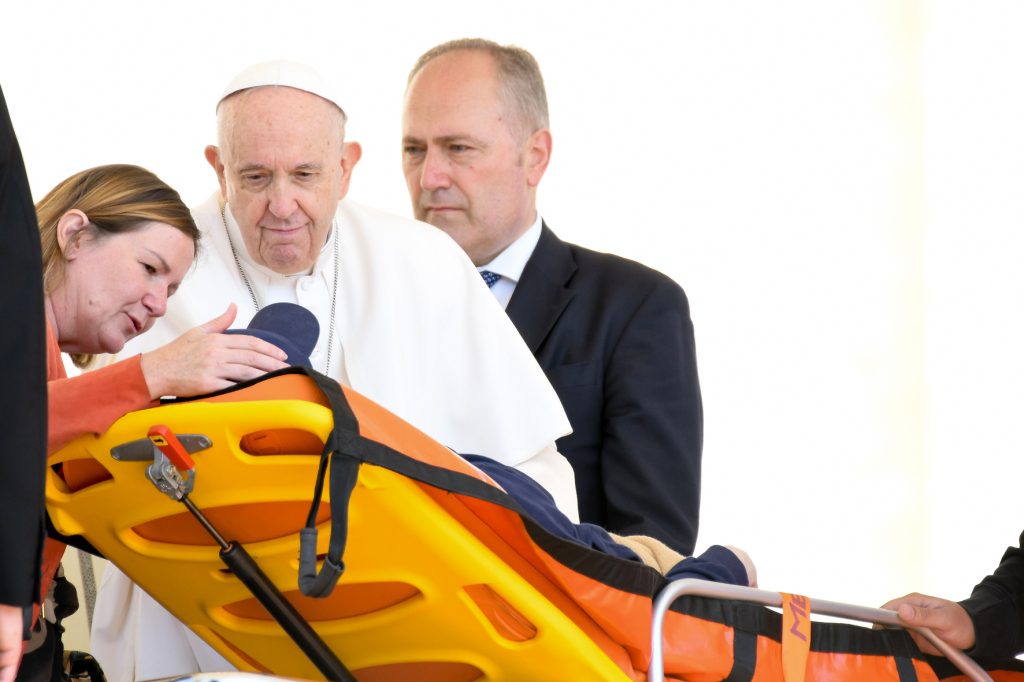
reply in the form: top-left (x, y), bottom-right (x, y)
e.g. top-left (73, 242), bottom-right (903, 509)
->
top-left (402, 50), bottom-right (549, 266)
top-left (207, 87), bottom-right (359, 274)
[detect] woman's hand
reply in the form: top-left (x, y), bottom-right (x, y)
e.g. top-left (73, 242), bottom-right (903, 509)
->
top-left (140, 304), bottom-right (289, 399)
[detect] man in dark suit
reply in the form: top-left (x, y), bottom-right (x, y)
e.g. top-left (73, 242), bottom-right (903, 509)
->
top-left (0, 84), bottom-right (48, 682)
top-left (402, 40), bottom-right (702, 554)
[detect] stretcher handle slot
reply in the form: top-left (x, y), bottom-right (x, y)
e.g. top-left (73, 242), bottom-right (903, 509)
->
top-left (138, 424), bottom-right (357, 681)
top-left (173, 493), bottom-right (355, 680)
top-left (648, 578), bottom-right (993, 682)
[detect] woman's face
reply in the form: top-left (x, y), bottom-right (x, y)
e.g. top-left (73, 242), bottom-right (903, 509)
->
top-left (53, 219), bottom-right (195, 355)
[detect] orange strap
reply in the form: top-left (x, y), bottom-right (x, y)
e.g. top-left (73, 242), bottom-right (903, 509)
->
top-left (780, 592), bottom-right (811, 682)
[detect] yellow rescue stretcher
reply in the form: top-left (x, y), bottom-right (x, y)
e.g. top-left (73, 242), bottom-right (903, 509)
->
top-left (45, 369), bottom-right (1015, 682)
top-left (47, 371), bottom-right (635, 680)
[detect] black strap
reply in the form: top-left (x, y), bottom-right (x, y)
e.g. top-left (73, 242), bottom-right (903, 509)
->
top-left (276, 367), bottom-right (362, 598)
top-left (725, 629), bottom-right (757, 682)
top-left (894, 655), bottom-right (919, 682)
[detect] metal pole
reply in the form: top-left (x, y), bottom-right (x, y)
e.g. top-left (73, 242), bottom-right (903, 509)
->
top-left (180, 496), bottom-right (357, 682)
top-left (76, 549), bottom-right (97, 630)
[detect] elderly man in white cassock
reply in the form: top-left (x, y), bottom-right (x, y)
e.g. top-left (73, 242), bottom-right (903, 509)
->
top-left (90, 60), bottom-right (577, 681)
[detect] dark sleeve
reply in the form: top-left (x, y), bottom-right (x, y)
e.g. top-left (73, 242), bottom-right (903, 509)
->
top-left (665, 545), bottom-right (749, 586)
top-left (959, 530), bottom-right (1024, 657)
top-left (0, 84), bottom-right (48, 608)
top-left (600, 277), bottom-right (702, 555)
top-left (462, 453), bottom-right (640, 561)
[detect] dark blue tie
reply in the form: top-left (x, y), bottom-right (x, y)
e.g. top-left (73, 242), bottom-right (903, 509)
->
top-left (479, 270), bottom-right (501, 288)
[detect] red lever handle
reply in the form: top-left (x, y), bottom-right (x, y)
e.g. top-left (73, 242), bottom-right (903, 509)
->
top-left (148, 425), bottom-right (195, 472)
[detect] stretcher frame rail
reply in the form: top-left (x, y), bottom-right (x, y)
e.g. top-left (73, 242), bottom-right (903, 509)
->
top-left (649, 579), bottom-right (992, 682)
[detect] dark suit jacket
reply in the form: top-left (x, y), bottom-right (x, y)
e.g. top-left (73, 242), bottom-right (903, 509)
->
top-left (506, 225), bottom-right (702, 555)
top-left (0, 85), bottom-right (47, 610)
top-left (961, 529), bottom-right (1024, 657)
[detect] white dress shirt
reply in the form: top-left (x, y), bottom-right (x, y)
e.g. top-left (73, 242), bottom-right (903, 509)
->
top-left (477, 213), bottom-right (543, 309)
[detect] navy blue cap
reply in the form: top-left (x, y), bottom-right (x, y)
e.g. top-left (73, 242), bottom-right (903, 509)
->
top-left (224, 302), bottom-right (320, 368)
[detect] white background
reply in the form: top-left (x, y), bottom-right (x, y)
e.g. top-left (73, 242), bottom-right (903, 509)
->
top-left (3, 0), bottom-right (1022, 637)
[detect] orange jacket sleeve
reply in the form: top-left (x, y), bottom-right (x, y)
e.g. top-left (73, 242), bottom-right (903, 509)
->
top-left (46, 324), bottom-right (157, 455)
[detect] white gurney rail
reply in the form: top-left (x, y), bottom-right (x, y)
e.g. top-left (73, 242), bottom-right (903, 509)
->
top-left (649, 579), bottom-right (992, 682)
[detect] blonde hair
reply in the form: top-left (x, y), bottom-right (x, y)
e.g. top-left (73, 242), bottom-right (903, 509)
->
top-left (36, 164), bottom-right (199, 366)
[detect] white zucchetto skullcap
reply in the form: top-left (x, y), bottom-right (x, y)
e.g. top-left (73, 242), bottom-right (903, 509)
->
top-left (218, 60), bottom-right (345, 115)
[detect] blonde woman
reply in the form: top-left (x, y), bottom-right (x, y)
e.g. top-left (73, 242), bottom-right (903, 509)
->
top-left (22, 164), bottom-right (287, 681)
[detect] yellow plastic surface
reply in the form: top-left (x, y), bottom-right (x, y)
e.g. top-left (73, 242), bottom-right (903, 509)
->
top-left (47, 395), bottom-right (631, 681)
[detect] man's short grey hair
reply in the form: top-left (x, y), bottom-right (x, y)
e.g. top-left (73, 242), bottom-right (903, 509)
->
top-left (408, 38), bottom-right (549, 140)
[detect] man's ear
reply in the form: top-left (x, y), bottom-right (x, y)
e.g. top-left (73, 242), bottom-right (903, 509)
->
top-left (56, 210), bottom-right (91, 258)
top-left (337, 141), bottom-right (363, 199)
top-left (205, 145), bottom-right (229, 198)
top-left (525, 128), bottom-right (552, 187)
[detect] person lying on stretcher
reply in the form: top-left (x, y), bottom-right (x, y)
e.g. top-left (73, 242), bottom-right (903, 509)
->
top-left (463, 453), bottom-right (757, 588)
